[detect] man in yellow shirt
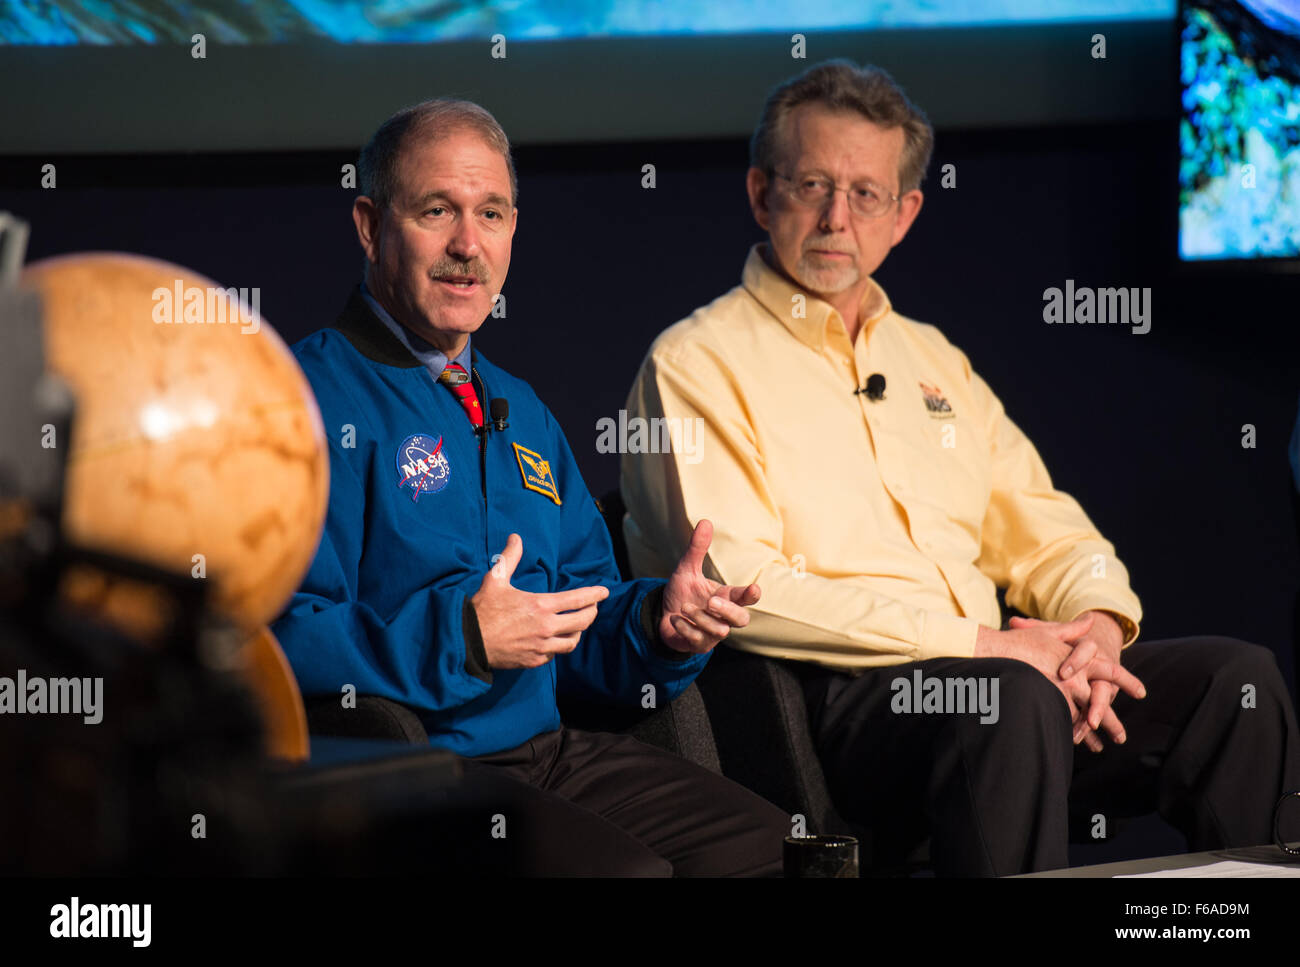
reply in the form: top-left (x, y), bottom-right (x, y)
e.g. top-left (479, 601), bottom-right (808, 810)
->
top-left (620, 60), bottom-right (1300, 875)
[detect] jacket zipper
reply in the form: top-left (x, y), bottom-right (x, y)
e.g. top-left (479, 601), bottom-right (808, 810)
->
top-left (472, 365), bottom-right (488, 500)
top-left (472, 365), bottom-right (490, 572)
top-left (475, 365), bottom-right (558, 700)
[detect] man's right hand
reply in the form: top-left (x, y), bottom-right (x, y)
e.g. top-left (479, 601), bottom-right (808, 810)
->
top-left (471, 533), bottom-right (609, 669)
top-left (973, 616), bottom-right (1145, 747)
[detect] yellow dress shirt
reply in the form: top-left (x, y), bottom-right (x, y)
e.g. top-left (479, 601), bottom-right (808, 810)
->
top-left (620, 245), bottom-right (1142, 671)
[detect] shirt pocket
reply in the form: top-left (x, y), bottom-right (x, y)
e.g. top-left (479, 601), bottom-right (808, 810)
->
top-left (894, 379), bottom-right (991, 548)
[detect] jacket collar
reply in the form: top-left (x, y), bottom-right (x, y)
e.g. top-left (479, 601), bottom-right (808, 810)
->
top-left (332, 285), bottom-right (482, 373)
top-left (741, 243), bottom-right (893, 352)
top-left (331, 286), bottom-right (425, 368)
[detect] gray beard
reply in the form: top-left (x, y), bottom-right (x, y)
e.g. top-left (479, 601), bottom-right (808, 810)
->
top-left (795, 256), bottom-right (860, 296)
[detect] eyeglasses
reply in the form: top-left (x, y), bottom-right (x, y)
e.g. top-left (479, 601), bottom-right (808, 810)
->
top-left (772, 172), bottom-right (901, 218)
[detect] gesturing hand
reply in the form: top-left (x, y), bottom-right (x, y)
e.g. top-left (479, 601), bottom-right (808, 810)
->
top-left (471, 533), bottom-right (609, 669)
top-left (658, 519), bottom-right (761, 655)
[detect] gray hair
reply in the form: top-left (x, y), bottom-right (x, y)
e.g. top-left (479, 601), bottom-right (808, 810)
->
top-left (750, 60), bottom-right (934, 194)
top-left (358, 97), bottom-right (518, 214)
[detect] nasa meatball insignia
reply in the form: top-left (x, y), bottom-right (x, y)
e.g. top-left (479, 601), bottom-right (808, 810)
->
top-left (396, 432), bottom-right (452, 502)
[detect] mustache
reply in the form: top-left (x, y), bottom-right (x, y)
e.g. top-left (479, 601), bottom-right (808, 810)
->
top-left (802, 239), bottom-right (857, 256)
top-left (430, 258), bottom-right (490, 284)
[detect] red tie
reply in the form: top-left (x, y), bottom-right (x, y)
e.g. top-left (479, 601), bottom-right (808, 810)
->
top-left (437, 362), bottom-right (484, 431)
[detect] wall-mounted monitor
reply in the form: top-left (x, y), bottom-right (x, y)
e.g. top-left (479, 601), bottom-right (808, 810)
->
top-left (1, 2), bottom-right (1175, 153)
top-left (1179, 0), bottom-right (1300, 264)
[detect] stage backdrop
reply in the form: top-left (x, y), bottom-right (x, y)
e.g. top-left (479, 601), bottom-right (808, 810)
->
top-left (1, 119), bottom-right (1296, 704)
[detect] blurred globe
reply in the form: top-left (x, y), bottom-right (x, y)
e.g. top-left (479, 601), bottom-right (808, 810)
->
top-left (22, 252), bottom-right (329, 635)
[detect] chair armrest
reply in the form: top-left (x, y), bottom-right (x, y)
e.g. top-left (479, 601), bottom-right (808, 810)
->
top-left (304, 695), bottom-right (428, 745)
top-left (559, 682), bottom-right (722, 774)
top-left (695, 647), bottom-right (854, 837)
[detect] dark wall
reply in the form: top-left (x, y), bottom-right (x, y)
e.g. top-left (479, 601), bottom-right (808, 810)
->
top-left (2, 119), bottom-right (1297, 698)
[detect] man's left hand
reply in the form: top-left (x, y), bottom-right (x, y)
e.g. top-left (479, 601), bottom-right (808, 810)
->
top-left (659, 519), bottom-right (761, 655)
top-left (1008, 610), bottom-right (1143, 752)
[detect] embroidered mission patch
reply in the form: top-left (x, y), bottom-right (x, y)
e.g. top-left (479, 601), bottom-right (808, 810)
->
top-left (512, 442), bottom-right (561, 505)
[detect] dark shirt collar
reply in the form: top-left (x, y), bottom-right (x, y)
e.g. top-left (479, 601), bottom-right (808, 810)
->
top-left (360, 280), bottom-right (473, 381)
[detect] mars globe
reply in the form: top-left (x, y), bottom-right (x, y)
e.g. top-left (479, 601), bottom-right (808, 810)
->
top-left (22, 253), bottom-right (329, 635)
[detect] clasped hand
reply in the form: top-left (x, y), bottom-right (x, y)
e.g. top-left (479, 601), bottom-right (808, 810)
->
top-left (976, 612), bottom-right (1146, 752)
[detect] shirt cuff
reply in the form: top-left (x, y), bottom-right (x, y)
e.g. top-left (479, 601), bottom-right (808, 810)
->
top-left (1068, 606), bottom-right (1140, 648)
top-left (639, 585), bottom-right (693, 663)
top-left (461, 598), bottom-right (494, 683)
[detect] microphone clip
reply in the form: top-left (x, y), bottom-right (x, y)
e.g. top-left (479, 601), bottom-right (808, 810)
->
top-left (856, 373), bottom-right (887, 402)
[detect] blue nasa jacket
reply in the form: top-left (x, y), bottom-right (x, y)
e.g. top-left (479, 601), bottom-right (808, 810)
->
top-left (271, 288), bottom-right (710, 756)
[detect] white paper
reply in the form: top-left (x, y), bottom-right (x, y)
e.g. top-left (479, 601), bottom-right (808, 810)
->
top-left (1116, 860), bottom-right (1300, 878)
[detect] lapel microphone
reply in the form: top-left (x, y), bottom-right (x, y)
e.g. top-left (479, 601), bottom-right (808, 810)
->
top-left (854, 373), bottom-right (887, 402)
top-left (473, 398), bottom-right (510, 436)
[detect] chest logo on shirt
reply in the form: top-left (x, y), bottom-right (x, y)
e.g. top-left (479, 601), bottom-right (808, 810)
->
top-left (512, 442), bottom-right (562, 505)
top-left (395, 433), bottom-right (451, 501)
top-left (919, 380), bottom-right (955, 420)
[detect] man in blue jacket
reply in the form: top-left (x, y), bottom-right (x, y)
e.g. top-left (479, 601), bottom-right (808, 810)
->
top-left (271, 97), bottom-right (789, 875)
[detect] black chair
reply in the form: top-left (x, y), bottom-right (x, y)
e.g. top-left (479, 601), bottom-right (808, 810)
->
top-left (1291, 477), bottom-right (1300, 701)
top-left (306, 694), bottom-right (429, 744)
top-left (298, 497), bottom-right (723, 778)
top-left (303, 492), bottom-right (859, 847)
top-left (691, 646), bottom-right (858, 837)
top-left (594, 489), bottom-right (862, 841)
top-left (302, 661), bottom-right (722, 777)
top-left (557, 684), bottom-right (722, 774)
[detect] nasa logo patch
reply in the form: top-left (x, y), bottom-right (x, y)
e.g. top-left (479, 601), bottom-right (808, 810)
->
top-left (395, 433), bottom-right (451, 502)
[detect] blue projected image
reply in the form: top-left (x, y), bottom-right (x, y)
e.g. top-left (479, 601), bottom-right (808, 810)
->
top-left (1179, 0), bottom-right (1300, 260)
top-left (1, 0), bottom-right (1174, 45)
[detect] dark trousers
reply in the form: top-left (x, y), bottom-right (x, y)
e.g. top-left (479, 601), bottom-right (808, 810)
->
top-left (458, 727), bottom-right (789, 876)
top-left (797, 636), bottom-right (1300, 877)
